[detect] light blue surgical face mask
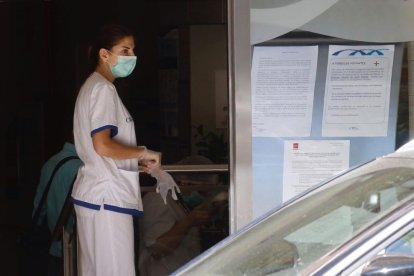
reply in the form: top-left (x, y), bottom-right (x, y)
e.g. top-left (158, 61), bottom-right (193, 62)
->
top-left (107, 50), bottom-right (137, 78)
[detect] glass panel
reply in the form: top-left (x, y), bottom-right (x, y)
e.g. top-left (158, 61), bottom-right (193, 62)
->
top-left (155, 24), bottom-right (229, 165)
top-left (136, 2), bottom-right (230, 275)
top-left (249, 0), bottom-right (410, 221)
top-left (251, 0), bottom-right (414, 45)
top-left (138, 168), bottom-right (229, 275)
top-left (250, 0), bottom-right (339, 44)
top-left (301, 0), bottom-right (414, 43)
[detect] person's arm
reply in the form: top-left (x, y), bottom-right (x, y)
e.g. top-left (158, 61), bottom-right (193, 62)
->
top-left (148, 204), bottom-right (210, 259)
top-left (92, 129), bottom-right (160, 167)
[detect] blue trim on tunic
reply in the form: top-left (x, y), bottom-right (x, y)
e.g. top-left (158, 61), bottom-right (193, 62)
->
top-left (104, 204), bottom-right (144, 217)
top-left (71, 198), bottom-right (101, 210)
top-left (71, 198), bottom-right (143, 217)
top-left (91, 125), bottom-right (118, 137)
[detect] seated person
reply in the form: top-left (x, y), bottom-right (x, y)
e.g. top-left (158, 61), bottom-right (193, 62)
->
top-left (138, 155), bottom-right (222, 276)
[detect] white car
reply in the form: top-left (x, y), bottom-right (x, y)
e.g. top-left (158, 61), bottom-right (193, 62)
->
top-left (174, 141), bottom-right (414, 276)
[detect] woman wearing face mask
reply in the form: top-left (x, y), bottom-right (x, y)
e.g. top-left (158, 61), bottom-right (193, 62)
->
top-left (72, 24), bottom-right (161, 276)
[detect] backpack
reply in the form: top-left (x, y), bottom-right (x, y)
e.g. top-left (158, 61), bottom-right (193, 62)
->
top-left (18, 156), bottom-right (79, 276)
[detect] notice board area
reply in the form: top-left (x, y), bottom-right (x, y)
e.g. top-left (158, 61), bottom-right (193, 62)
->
top-left (251, 38), bottom-right (404, 218)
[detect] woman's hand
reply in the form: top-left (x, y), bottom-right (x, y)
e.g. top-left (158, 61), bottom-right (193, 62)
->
top-left (139, 149), bottom-right (161, 172)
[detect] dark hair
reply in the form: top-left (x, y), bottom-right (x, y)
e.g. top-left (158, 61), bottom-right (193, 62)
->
top-left (88, 24), bottom-right (135, 74)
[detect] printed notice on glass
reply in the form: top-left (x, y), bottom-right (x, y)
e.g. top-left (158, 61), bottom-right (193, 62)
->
top-left (322, 45), bottom-right (395, 137)
top-left (252, 46), bottom-right (318, 137)
top-left (282, 140), bottom-right (349, 202)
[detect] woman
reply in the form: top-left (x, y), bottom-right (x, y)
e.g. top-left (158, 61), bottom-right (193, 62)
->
top-left (72, 24), bottom-right (160, 276)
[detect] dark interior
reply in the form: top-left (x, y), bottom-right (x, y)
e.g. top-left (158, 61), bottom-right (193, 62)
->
top-left (1, 1), bottom-right (227, 274)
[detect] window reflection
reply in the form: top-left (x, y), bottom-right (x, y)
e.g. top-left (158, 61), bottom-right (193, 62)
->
top-left (138, 155), bottom-right (229, 275)
top-left (386, 229), bottom-right (414, 255)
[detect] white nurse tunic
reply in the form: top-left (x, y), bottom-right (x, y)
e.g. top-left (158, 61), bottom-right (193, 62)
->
top-left (72, 71), bottom-right (142, 276)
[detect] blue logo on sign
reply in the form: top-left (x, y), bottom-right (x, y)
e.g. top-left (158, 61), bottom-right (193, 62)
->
top-left (332, 49), bottom-right (388, 56)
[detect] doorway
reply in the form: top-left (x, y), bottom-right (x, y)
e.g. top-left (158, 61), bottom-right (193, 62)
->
top-left (2, 0), bottom-right (230, 274)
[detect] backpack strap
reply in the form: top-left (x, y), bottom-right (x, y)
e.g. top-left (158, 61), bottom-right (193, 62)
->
top-left (51, 174), bottom-right (78, 243)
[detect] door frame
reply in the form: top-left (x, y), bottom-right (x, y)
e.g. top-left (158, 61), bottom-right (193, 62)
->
top-left (227, 0), bottom-right (252, 232)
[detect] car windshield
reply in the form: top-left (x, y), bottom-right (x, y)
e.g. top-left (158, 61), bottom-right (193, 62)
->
top-left (177, 157), bottom-right (414, 275)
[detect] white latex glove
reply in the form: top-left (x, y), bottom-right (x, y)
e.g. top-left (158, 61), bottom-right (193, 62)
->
top-left (139, 147), bottom-right (161, 171)
top-left (149, 168), bottom-right (181, 205)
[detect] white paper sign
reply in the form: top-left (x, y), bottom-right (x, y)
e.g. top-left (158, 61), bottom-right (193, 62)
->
top-left (322, 45), bottom-right (395, 137)
top-left (283, 140), bottom-right (350, 201)
top-left (252, 46), bottom-right (318, 137)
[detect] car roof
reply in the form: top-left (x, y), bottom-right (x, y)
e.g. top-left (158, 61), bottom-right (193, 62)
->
top-left (397, 139), bottom-right (414, 152)
top-left (392, 140), bottom-right (414, 158)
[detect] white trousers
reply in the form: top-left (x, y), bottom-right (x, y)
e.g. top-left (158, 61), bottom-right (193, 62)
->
top-left (75, 206), bottom-right (136, 276)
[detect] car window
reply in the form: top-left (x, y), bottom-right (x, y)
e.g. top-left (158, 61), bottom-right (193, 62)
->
top-left (178, 158), bottom-right (414, 275)
top-left (386, 229), bottom-right (414, 255)
top-left (345, 227), bottom-right (414, 276)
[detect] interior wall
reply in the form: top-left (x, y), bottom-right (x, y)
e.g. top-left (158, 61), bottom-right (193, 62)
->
top-left (190, 25), bottom-right (228, 160)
